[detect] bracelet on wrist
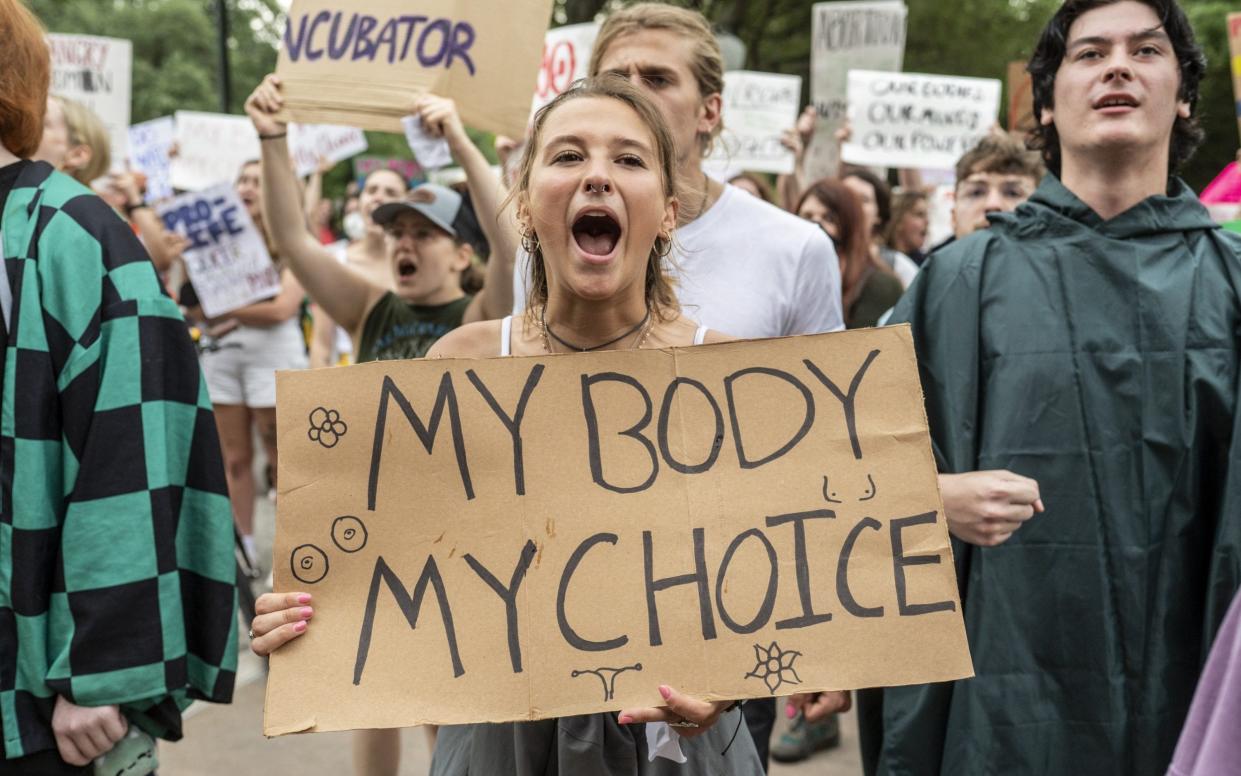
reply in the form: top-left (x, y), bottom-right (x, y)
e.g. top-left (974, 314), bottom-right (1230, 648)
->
top-left (123, 202), bottom-right (149, 216)
top-left (259, 131), bottom-right (287, 141)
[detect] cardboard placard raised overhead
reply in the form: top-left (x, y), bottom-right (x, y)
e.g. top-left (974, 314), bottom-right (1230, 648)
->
top-left (275, 0), bottom-right (555, 139)
top-left (157, 184), bottom-right (281, 317)
top-left (48, 34), bottom-right (132, 171)
top-left (706, 71), bottom-right (803, 177)
top-left (265, 327), bottom-right (973, 734)
top-left (842, 70), bottom-right (1001, 170)
top-left (806, 1), bottom-right (906, 181)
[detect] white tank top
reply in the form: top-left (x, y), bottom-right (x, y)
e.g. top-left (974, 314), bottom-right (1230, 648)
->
top-left (499, 315), bottom-right (708, 356)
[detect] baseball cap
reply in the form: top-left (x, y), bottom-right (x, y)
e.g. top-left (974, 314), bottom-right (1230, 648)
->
top-left (373, 183), bottom-right (462, 237)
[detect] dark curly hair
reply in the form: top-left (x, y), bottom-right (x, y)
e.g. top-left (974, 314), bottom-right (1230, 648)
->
top-left (1027, 0), bottom-right (1206, 177)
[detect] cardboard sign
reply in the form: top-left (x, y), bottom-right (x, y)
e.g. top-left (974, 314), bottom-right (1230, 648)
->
top-left (128, 117), bottom-right (176, 202)
top-left (171, 112), bottom-right (261, 192)
top-left (354, 156), bottom-right (425, 186)
top-left (264, 327), bottom-right (973, 734)
top-left (706, 72), bottom-right (803, 177)
top-left (1006, 61), bottom-right (1036, 133)
top-left (842, 71), bottom-right (1001, 170)
top-left (1230, 13), bottom-right (1241, 144)
top-left (289, 124), bottom-right (369, 178)
top-left (532, 23), bottom-right (599, 115)
top-left (806, 1), bottom-right (906, 181)
top-left (274, 0), bottom-right (555, 139)
top-left (157, 184), bottom-right (280, 317)
top-left (48, 34), bottom-right (133, 171)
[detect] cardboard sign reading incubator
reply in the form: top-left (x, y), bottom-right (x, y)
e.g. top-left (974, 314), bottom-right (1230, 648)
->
top-left (843, 71), bottom-right (1001, 171)
top-left (275, 0), bottom-right (555, 139)
top-left (265, 327), bottom-right (973, 733)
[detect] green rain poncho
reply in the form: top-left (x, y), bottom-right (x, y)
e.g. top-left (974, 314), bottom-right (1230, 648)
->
top-left (865, 175), bottom-right (1241, 775)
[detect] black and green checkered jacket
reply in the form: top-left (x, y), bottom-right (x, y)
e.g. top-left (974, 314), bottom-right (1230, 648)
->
top-left (1, 162), bottom-right (237, 760)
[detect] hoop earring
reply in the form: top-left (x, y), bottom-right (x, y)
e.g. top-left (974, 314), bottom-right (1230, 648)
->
top-left (655, 235), bottom-right (673, 259)
top-left (521, 230), bottom-right (540, 256)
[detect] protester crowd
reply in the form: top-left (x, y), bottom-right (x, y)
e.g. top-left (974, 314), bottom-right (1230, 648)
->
top-left (2, 0), bottom-right (1241, 774)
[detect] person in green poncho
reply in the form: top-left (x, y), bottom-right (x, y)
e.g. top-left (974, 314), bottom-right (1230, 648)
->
top-left (849, 1), bottom-right (1241, 774)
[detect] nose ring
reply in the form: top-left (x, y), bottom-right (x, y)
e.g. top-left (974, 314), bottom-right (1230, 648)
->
top-left (587, 182), bottom-right (609, 194)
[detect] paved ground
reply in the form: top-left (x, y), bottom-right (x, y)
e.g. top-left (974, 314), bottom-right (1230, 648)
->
top-left (160, 484), bottom-right (861, 774)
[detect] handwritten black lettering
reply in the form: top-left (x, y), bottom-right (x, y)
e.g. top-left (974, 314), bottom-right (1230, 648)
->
top-left (657, 377), bottom-right (724, 474)
top-left (715, 528), bottom-right (779, 634)
top-left (644, 528), bottom-right (716, 646)
top-left (767, 510), bottom-right (836, 629)
top-left (466, 365), bottom-right (544, 496)
top-left (354, 555), bottom-right (463, 685)
top-left (724, 367), bottom-right (815, 469)
top-left (838, 517), bottom-right (885, 617)
top-left (581, 373), bottom-right (658, 494)
top-left (464, 541), bottom-right (538, 672)
top-left (557, 533), bottom-right (628, 652)
top-left (890, 512), bottom-right (956, 616)
top-left (803, 350), bottom-right (880, 460)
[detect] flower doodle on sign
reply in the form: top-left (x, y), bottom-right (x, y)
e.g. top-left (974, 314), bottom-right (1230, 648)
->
top-left (308, 407), bottom-right (348, 448)
top-left (744, 642), bottom-right (803, 694)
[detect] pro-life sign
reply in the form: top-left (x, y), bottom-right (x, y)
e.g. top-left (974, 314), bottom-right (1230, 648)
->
top-left (842, 71), bottom-right (1002, 170)
top-left (265, 327), bottom-right (973, 733)
top-left (48, 34), bottom-right (133, 170)
top-left (157, 184), bottom-right (281, 318)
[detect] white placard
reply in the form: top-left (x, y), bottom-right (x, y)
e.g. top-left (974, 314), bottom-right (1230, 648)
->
top-left (707, 71), bottom-right (802, 176)
top-left (806, 1), bottom-right (906, 180)
top-left (48, 34), bottom-right (133, 170)
top-left (171, 112), bottom-right (260, 192)
top-left (288, 124), bottom-right (369, 178)
top-left (401, 116), bottom-right (454, 170)
top-left (157, 184), bottom-right (280, 318)
top-left (531, 23), bottom-right (600, 116)
top-left (842, 71), bottom-right (1001, 170)
top-left (128, 117), bottom-right (176, 202)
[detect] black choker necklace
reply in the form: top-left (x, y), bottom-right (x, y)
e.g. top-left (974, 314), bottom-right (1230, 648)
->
top-left (541, 308), bottom-right (650, 352)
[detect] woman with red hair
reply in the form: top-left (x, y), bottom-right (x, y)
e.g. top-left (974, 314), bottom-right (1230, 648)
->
top-left (0, 2), bottom-right (237, 773)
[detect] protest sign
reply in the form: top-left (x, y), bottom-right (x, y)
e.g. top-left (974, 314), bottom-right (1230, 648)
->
top-left (402, 117), bottom-right (454, 170)
top-left (128, 117), bottom-right (176, 202)
top-left (842, 71), bottom-right (1001, 170)
top-left (532, 23), bottom-right (600, 115)
top-left (264, 326), bottom-right (973, 733)
top-left (706, 72), bottom-right (802, 177)
top-left (157, 184), bottom-right (280, 318)
top-left (1229, 13), bottom-right (1240, 144)
top-left (806, 1), bottom-right (906, 181)
top-left (274, 0), bottom-right (555, 139)
top-left (48, 34), bottom-right (133, 170)
top-left (171, 112), bottom-right (261, 192)
top-left (288, 124), bottom-right (369, 178)
top-left (354, 156), bottom-right (426, 187)
top-left (1006, 61), bottom-right (1036, 134)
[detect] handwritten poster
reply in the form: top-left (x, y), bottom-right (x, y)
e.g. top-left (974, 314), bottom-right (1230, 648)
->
top-left (707, 71), bottom-right (803, 177)
top-left (128, 117), bottom-right (176, 202)
top-left (806, 1), bottom-right (906, 181)
top-left (532, 23), bottom-right (600, 115)
top-left (265, 327), bottom-right (973, 733)
top-left (48, 33), bottom-right (133, 170)
top-left (171, 112), bottom-right (260, 192)
top-left (354, 156), bottom-right (425, 186)
top-left (842, 71), bottom-right (1001, 170)
top-left (157, 184), bottom-right (280, 317)
top-left (275, 0), bottom-right (556, 139)
top-left (288, 124), bottom-right (369, 178)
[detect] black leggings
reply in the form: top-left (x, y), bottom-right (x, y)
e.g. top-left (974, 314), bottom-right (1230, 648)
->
top-left (0, 749), bottom-right (91, 775)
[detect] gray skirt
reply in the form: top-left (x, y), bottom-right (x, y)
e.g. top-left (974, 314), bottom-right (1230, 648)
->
top-left (430, 710), bottom-right (765, 776)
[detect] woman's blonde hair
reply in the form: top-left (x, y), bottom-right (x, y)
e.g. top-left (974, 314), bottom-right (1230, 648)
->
top-left (512, 76), bottom-right (680, 322)
top-left (588, 3), bottom-right (725, 157)
top-left (54, 95), bottom-right (111, 184)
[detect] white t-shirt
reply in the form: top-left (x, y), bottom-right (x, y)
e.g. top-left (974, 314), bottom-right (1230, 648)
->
top-left (513, 184), bottom-right (844, 338)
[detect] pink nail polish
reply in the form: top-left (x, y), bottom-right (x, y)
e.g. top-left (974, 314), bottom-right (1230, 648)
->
top-left (293, 621), bottom-right (307, 632)
top-left (658, 685), bottom-right (672, 701)
top-left (299, 607), bottom-right (313, 619)
top-left (786, 704), bottom-right (796, 719)
top-left (618, 714), bottom-right (632, 724)
top-left (297, 594), bottom-right (312, 604)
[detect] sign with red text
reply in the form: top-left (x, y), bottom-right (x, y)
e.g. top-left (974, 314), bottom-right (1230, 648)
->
top-left (157, 184), bottom-right (280, 317)
top-left (1229, 13), bottom-right (1240, 144)
top-left (264, 327), bottom-right (973, 733)
top-left (806, 1), bottom-right (906, 180)
top-left (48, 33), bottom-right (132, 170)
top-left (532, 23), bottom-right (599, 115)
top-left (842, 71), bottom-right (1001, 170)
top-left (275, 0), bottom-right (555, 139)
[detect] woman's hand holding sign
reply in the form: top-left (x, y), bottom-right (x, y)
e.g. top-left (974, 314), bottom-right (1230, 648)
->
top-left (245, 74), bottom-right (286, 137)
top-left (250, 592), bottom-right (314, 657)
top-left (617, 685), bottom-right (736, 738)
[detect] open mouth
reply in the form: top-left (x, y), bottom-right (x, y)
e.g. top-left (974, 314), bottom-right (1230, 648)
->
top-left (572, 211), bottom-right (622, 258)
top-left (1093, 94), bottom-right (1139, 110)
top-left (397, 258), bottom-right (417, 278)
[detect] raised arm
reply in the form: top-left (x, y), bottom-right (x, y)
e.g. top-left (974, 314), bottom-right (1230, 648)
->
top-left (245, 75), bottom-right (384, 335)
top-left (413, 95), bottom-right (517, 324)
